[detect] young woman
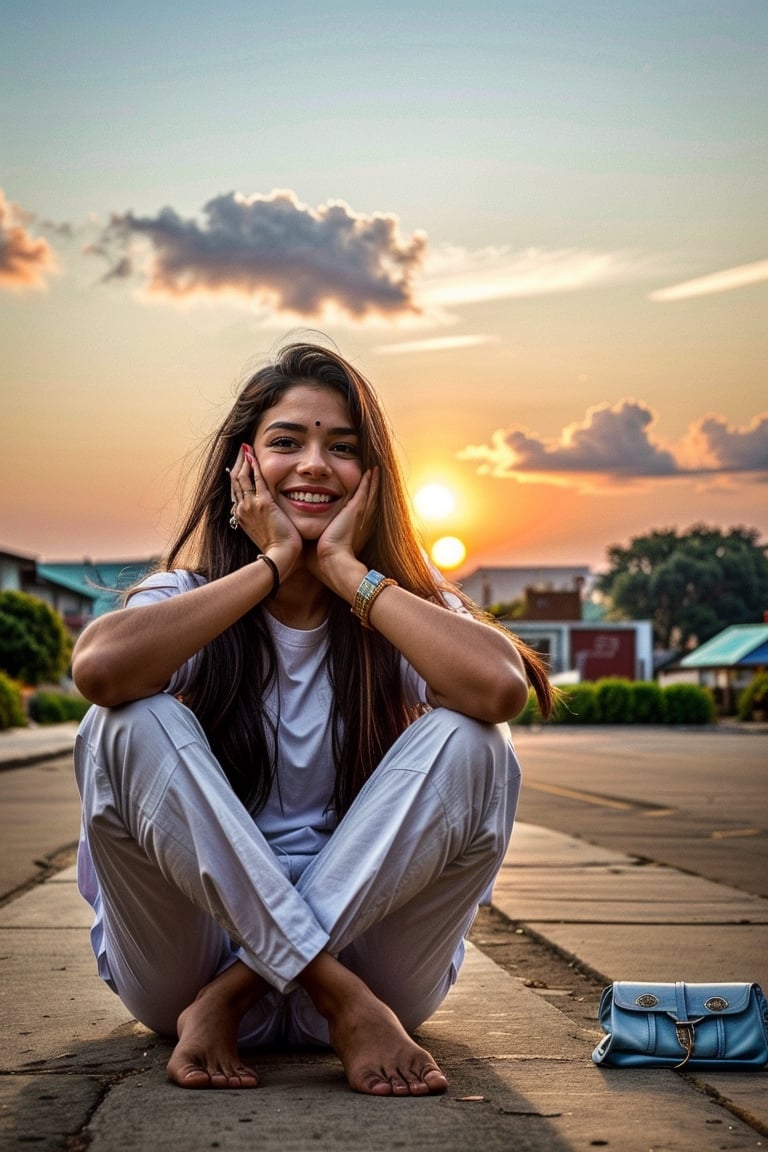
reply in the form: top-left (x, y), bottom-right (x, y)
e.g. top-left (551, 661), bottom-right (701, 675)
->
top-left (72, 340), bottom-right (553, 1097)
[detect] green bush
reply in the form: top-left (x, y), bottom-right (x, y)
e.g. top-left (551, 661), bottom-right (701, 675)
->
top-left (27, 691), bottom-right (90, 725)
top-left (661, 683), bottom-right (716, 725)
top-left (630, 681), bottom-right (666, 724)
top-left (0, 672), bottom-right (27, 730)
top-left (596, 678), bottom-right (635, 723)
top-left (736, 672), bottom-right (768, 721)
top-left (0, 590), bottom-right (71, 685)
top-left (551, 682), bottom-right (601, 724)
top-left (509, 688), bottom-right (540, 726)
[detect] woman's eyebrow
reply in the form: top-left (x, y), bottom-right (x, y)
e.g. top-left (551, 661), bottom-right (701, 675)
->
top-left (262, 420), bottom-right (358, 436)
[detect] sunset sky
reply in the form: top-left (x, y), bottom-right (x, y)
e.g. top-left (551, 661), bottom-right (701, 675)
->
top-left (1, 0), bottom-right (766, 577)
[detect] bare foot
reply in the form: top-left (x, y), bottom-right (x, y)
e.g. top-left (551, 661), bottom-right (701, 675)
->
top-left (300, 953), bottom-right (448, 1097)
top-left (166, 963), bottom-right (266, 1089)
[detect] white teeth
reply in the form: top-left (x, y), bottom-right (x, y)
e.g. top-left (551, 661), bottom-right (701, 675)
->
top-left (286, 491), bottom-right (333, 504)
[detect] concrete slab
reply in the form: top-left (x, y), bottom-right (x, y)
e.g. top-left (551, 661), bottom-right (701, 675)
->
top-left (0, 926), bottom-right (138, 1069)
top-left (2, 887), bottom-right (765, 1152)
top-left (492, 863), bottom-right (768, 923)
top-left (82, 1058), bottom-right (768, 1152)
top-left (0, 877), bottom-right (90, 928)
top-left (72, 951), bottom-right (767, 1152)
top-left (0, 1074), bottom-right (105, 1152)
top-left (522, 920), bottom-right (768, 996)
top-left (504, 823), bottom-right (630, 868)
top-left (0, 722), bottom-right (77, 770)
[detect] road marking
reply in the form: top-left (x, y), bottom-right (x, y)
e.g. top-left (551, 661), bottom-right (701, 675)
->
top-left (710, 827), bottom-right (762, 840)
top-left (525, 780), bottom-right (676, 815)
top-left (525, 781), bottom-right (634, 810)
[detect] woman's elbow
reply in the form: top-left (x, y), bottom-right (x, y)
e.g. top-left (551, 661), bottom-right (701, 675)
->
top-left (72, 645), bottom-right (130, 708)
top-left (483, 674), bottom-right (530, 724)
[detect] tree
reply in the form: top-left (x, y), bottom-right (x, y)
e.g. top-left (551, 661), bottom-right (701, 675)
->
top-left (596, 525), bottom-right (768, 650)
top-left (0, 591), bottom-right (72, 685)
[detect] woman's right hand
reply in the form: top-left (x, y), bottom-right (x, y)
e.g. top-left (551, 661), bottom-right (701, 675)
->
top-left (228, 444), bottom-right (302, 576)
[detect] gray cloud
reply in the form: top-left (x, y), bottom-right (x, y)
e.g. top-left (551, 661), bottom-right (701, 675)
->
top-left (459, 400), bottom-right (768, 485)
top-left (693, 413), bottom-right (768, 473)
top-left (0, 190), bottom-right (57, 290)
top-left (92, 190), bottom-right (426, 320)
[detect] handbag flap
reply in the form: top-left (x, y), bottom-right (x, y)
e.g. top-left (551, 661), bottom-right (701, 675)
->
top-left (611, 982), bottom-right (754, 1018)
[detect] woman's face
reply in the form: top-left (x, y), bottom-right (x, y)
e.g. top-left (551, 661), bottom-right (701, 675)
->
top-left (252, 383), bottom-right (364, 539)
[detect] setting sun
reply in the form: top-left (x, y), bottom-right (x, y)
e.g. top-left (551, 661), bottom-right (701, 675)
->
top-left (413, 483), bottom-right (456, 521)
top-left (431, 536), bottom-right (467, 570)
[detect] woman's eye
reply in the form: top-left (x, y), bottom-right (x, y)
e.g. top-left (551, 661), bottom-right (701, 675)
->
top-left (269, 436), bottom-right (297, 449)
top-left (332, 442), bottom-right (359, 455)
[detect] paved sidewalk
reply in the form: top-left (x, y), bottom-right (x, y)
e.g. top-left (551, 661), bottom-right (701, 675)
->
top-left (1, 725), bottom-right (766, 1151)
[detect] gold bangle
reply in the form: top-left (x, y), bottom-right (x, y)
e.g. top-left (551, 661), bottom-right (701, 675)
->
top-left (351, 570), bottom-right (397, 629)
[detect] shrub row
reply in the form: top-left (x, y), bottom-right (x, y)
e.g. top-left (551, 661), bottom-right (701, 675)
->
top-left (27, 691), bottom-right (91, 725)
top-left (0, 678), bottom-right (91, 731)
top-left (0, 672), bottom-right (27, 730)
top-left (511, 678), bottom-right (716, 726)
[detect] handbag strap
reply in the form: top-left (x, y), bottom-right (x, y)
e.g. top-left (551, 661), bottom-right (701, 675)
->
top-left (674, 983), bottom-right (695, 1067)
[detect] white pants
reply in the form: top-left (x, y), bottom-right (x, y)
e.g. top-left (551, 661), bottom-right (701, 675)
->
top-left (74, 696), bottom-right (520, 1047)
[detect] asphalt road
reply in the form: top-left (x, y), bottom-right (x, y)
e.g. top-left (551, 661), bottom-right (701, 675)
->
top-left (1, 726), bottom-right (766, 904)
top-left (511, 726), bottom-right (768, 898)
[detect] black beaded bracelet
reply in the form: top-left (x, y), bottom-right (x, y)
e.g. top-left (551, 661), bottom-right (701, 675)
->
top-left (255, 552), bottom-right (280, 599)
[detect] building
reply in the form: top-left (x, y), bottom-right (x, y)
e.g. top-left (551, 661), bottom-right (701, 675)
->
top-left (0, 546), bottom-right (156, 634)
top-left (505, 619), bottom-right (654, 682)
top-left (459, 565), bottom-right (592, 609)
top-left (661, 623), bottom-right (768, 713)
top-left (459, 564), bottom-right (653, 682)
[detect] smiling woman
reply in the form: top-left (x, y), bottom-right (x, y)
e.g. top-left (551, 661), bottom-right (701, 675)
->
top-left (70, 338), bottom-right (555, 1102)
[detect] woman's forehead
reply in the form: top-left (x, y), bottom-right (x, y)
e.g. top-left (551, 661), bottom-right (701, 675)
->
top-left (257, 382), bottom-right (355, 429)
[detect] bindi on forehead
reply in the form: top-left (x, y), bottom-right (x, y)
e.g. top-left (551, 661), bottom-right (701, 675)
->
top-left (315, 420), bottom-right (321, 427)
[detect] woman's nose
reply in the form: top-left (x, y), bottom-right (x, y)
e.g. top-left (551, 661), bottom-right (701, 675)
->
top-left (297, 445), bottom-right (331, 475)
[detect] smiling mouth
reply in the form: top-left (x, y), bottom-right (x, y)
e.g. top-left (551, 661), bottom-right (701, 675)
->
top-left (284, 490), bottom-right (336, 505)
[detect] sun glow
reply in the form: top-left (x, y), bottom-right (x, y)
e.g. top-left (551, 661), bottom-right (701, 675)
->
top-left (413, 483), bottom-right (456, 520)
top-left (431, 536), bottom-right (467, 570)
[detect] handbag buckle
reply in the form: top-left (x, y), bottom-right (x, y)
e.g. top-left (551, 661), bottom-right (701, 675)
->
top-left (674, 1022), bottom-right (695, 1068)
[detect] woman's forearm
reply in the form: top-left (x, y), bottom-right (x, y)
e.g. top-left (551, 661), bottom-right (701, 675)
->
top-left (72, 555), bottom-right (286, 707)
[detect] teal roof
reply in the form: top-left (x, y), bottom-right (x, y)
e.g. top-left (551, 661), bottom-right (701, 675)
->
top-left (37, 560), bottom-right (157, 616)
top-left (679, 625), bottom-right (768, 669)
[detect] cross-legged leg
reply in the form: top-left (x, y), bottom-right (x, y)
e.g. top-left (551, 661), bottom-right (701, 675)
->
top-left (74, 695), bottom-right (330, 1087)
top-left (286, 708), bottom-right (521, 1092)
top-left (75, 699), bottom-right (519, 1095)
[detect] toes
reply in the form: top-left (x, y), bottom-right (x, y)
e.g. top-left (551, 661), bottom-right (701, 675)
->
top-left (422, 1067), bottom-right (448, 1094)
top-left (175, 1066), bottom-right (212, 1090)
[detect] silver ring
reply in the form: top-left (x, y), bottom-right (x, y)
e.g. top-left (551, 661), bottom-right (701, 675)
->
top-left (229, 514), bottom-right (239, 530)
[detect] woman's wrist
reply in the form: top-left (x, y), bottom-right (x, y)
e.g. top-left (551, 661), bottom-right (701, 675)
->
top-left (317, 555), bottom-right (368, 603)
top-left (252, 545), bottom-right (295, 594)
top-left (350, 570), bottom-right (397, 628)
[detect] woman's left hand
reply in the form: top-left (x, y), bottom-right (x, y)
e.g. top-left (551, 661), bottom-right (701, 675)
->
top-left (308, 467), bottom-right (379, 590)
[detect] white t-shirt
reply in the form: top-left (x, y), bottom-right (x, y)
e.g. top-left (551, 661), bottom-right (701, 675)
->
top-left (127, 570), bottom-right (431, 871)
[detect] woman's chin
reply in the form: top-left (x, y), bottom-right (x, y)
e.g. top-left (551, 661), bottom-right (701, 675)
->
top-left (295, 521), bottom-right (327, 542)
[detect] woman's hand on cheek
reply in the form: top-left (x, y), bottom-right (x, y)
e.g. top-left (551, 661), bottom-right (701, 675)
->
top-left (230, 446), bottom-right (303, 569)
top-left (311, 468), bottom-right (378, 583)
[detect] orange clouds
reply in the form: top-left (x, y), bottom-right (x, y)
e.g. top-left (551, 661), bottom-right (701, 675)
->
top-left (0, 190), bottom-right (57, 290)
top-left (459, 401), bottom-right (768, 486)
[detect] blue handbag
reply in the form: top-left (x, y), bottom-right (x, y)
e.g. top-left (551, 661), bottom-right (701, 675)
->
top-left (592, 981), bottom-right (768, 1069)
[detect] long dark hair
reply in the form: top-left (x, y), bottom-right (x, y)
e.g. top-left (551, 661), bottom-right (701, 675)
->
top-left (146, 341), bottom-right (554, 817)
